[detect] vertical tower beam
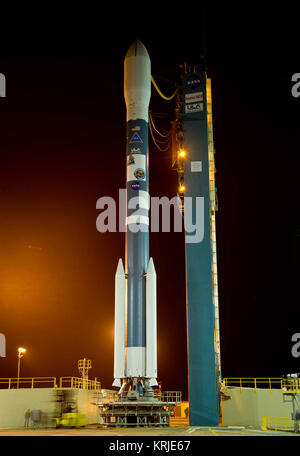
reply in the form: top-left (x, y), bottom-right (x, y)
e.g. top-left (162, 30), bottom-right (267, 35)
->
top-left (182, 69), bottom-right (220, 426)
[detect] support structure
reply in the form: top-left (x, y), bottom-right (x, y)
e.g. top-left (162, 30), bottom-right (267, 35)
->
top-left (177, 66), bottom-right (221, 426)
top-left (282, 375), bottom-right (300, 433)
top-left (96, 391), bottom-right (181, 427)
top-left (78, 359), bottom-right (91, 390)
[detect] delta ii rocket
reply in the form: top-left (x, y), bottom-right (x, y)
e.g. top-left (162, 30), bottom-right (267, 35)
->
top-left (113, 40), bottom-right (157, 393)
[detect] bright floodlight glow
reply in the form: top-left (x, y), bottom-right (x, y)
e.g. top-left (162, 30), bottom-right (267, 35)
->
top-left (17, 347), bottom-right (26, 353)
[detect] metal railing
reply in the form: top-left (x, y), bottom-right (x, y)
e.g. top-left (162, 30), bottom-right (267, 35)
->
top-left (0, 377), bottom-right (57, 389)
top-left (262, 416), bottom-right (295, 432)
top-left (107, 390), bottom-right (181, 404)
top-left (92, 389), bottom-right (118, 402)
top-left (281, 378), bottom-right (300, 394)
top-left (161, 391), bottom-right (182, 403)
top-left (222, 378), bottom-right (283, 393)
top-left (0, 376), bottom-right (101, 390)
top-left (0, 376), bottom-right (178, 400)
top-left (59, 377), bottom-right (101, 390)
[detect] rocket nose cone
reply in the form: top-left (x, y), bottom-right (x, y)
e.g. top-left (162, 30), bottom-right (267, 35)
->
top-left (125, 40), bottom-right (150, 59)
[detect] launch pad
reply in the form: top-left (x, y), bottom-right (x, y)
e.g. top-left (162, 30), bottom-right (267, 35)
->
top-left (96, 392), bottom-right (181, 427)
top-left (110, 40), bottom-right (219, 427)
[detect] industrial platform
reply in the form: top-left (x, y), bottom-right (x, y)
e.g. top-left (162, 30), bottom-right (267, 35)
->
top-left (0, 424), bottom-right (299, 437)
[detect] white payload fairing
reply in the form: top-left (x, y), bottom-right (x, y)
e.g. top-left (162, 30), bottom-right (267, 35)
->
top-left (113, 40), bottom-right (157, 393)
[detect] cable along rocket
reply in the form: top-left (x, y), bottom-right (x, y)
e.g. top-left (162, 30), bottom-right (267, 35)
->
top-left (113, 40), bottom-right (157, 397)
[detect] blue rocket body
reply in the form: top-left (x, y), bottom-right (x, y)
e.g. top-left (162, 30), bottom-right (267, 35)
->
top-left (126, 118), bottom-right (149, 349)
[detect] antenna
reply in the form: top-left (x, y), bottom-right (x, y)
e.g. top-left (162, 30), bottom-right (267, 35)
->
top-left (78, 358), bottom-right (91, 389)
top-left (202, 0), bottom-right (208, 69)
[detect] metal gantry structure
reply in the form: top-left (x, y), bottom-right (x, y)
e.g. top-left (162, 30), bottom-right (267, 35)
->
top-left (282, 375), bottom-right (300, 432)
top-left (151, 65), bottom-right (221, 426)
top-left (78, 358), bottom-right (92, 389)
top-left (179, 67), bottom-right (220, 426)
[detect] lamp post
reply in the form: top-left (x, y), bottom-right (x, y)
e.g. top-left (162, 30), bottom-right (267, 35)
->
top-left (17, 347), bottom-right (26, 388)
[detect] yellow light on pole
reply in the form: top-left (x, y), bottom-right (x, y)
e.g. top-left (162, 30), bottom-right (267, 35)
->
top-left (17, 347), bottom-right (26, 389)
top-left (178, 149), bottom-right (186, 158)
top-left (179, 184), bottom-right (186, 193)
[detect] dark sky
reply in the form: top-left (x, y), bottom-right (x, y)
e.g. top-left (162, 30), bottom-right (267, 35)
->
top-left (0, 6), bottom-right (299, 400)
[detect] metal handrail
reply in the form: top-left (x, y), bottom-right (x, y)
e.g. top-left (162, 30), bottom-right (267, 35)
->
top-left (222, 377), bottom-right (283, 393)
top-left (59, 377), bottom-right (101, 390)
top-left (281, 378), bottom-right (300, 394)
top-left (161, 391), bottom-right (182, 403)
top-left (262, 416), bottom-right (294, 432)
top-left (0, 376), bottom-right (101, 390)
top-left (0, 377), bottom-right (57, 389)
top-left (111, 390), bottom-right (181, 403)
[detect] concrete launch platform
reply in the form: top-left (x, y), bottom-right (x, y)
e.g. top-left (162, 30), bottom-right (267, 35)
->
top-left (0, 424), bottom-right (298, 436)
